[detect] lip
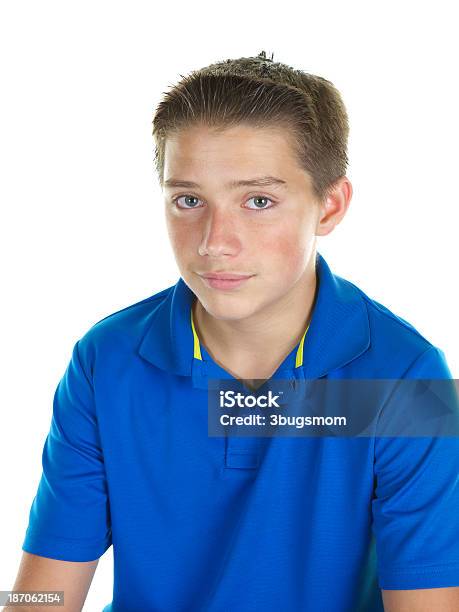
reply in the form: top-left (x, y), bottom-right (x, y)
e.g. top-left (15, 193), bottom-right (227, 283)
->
top-left (200, 272), bottom-right (254, 280)
top-left (198, 272), bottom-right (255, 291)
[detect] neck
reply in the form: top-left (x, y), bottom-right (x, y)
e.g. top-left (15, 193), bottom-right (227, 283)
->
top-left (192, 255), bottom-right (318, 379)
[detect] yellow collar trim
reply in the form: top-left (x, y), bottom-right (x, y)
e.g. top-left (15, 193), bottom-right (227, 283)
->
top-left (190, 308), bottom-right (310, 368)
top-left (190, 307), bottom-right (202, 360)
top-left (294, 322), bottom-right (310, 368)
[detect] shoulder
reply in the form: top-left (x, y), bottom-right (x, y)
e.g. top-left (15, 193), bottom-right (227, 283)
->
top-left (76, 283), bottom-right (175, 365)
top-left (335, 274), bottom-right (451, 378)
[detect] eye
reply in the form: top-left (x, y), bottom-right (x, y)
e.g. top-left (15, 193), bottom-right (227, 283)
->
top-left (245, 195), bottom-right (277, 212)
top-left (170, 193), bottom-right (278, 212)
top-left (171, 194), bottom-right (203, 209)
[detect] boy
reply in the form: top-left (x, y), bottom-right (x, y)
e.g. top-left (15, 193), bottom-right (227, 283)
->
top-left (11, 52), bottom-right (459, 611)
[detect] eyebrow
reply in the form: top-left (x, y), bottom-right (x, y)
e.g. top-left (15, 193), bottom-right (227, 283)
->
top-left (163, 176), bottom-right (288, 190)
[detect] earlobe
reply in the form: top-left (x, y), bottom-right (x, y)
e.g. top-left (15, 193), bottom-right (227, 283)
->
top-left (318, 180), bottom-right (352, 233)
top-left (316, 220), bottom-right (337, 238)
top-left (315, 199), bottom-right (342, 237)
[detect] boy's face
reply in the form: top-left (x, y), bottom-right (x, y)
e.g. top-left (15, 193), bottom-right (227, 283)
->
top-left (162, 124), bottom-right (336, 322)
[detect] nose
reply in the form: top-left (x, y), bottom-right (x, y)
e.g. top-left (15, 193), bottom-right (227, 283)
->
top-left (198, 207), bottom-right (242, 258)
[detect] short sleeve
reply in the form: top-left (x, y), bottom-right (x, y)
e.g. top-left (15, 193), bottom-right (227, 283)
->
top-left (22, 339), bottom-right (112, 562)
top-left (372, 346), bottom-right (459, 589)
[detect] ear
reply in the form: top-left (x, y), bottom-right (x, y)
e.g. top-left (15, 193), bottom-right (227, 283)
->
top-left (316, 176), bottom-right (353, 237)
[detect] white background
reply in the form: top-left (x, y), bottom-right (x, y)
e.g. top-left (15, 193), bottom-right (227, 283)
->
top-left (1, 1), bottom-right (458, 609)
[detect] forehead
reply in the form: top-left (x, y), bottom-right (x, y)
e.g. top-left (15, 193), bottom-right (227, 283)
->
top-left (163, 123), bottom-right (304, 184)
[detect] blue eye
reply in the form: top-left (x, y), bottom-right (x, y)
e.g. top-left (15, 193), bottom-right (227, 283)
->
top-left (171, 194), bottom-right (277, 212)
top-left (245, 195), bottom-right (276, 212)
top-left (172, 195), bottom-right (203, 209)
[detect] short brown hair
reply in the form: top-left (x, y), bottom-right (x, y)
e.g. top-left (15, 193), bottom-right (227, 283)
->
top-left (152, 51), bottom-right (349, 202)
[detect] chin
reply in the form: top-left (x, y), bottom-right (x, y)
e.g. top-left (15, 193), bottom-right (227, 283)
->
top-left (197, 293), bottom-right (259, 321)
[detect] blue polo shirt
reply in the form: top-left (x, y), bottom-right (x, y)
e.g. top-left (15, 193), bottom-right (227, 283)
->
top-left (22, 252), bottom-right (459, 611)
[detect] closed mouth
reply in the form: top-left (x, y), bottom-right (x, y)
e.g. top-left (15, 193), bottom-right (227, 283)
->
top-left (200, 273), bottom-right (254, 281)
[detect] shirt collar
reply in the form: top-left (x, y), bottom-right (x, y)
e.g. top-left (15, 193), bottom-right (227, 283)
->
top-left (138, 251), bottom-right (370, 379)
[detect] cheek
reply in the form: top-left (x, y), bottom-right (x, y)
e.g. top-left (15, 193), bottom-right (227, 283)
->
top-left (257, 223), bottom-right (312, 273)
top-left (166, 218), bottom-right (195, 253)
